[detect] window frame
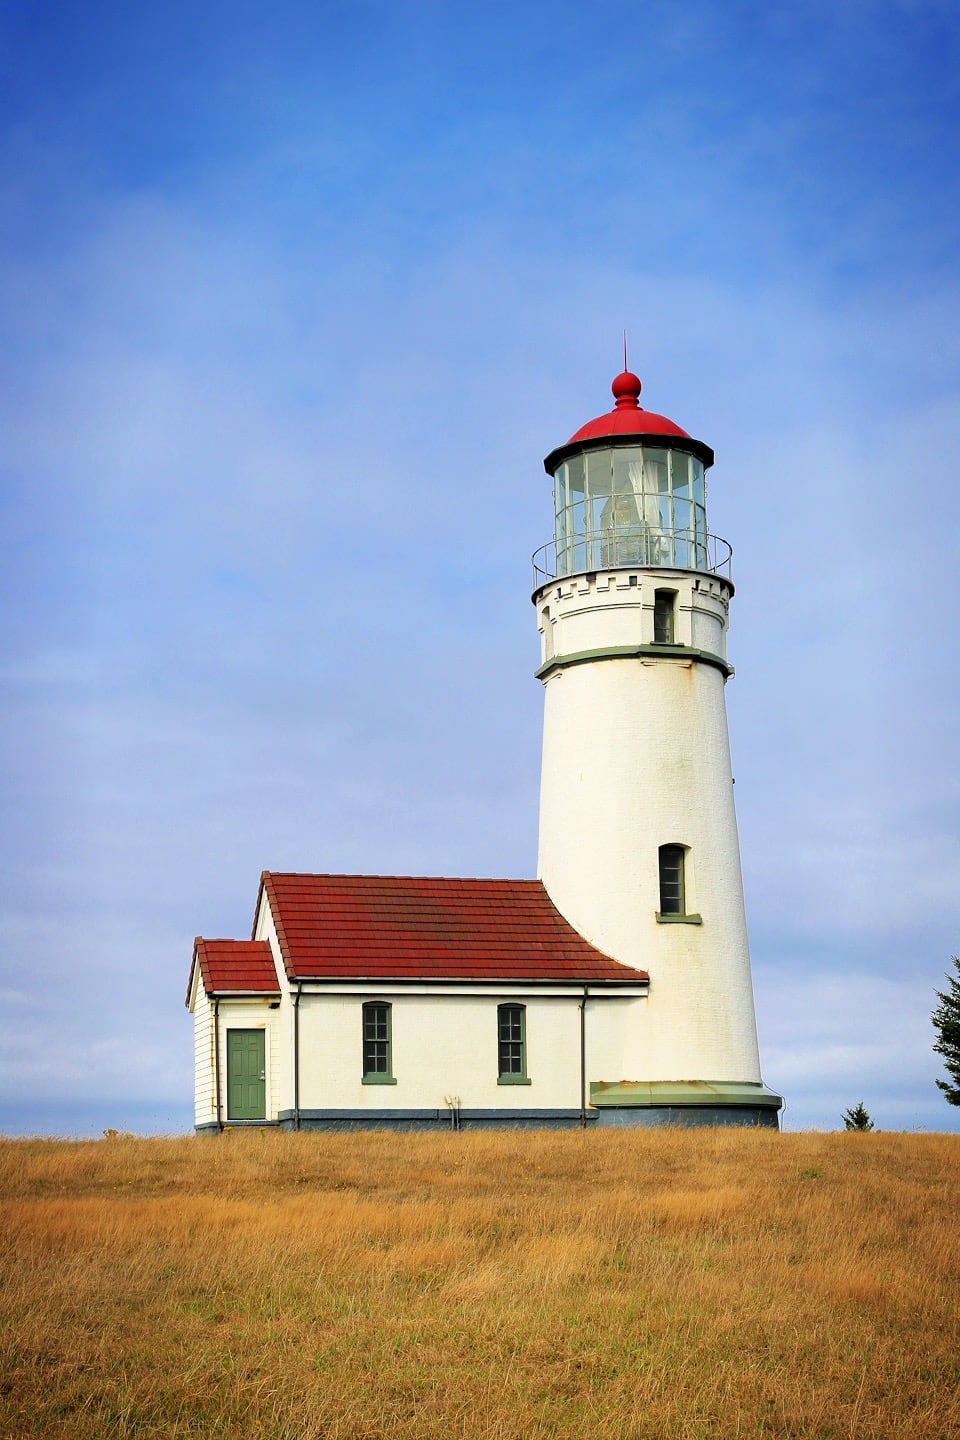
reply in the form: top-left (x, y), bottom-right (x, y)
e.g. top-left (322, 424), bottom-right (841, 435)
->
top-left (497, 1003), bottom-right (531, 1085)
top-left (361, 1000), bottom-right (397, 1084)
top-left (656, 844), bottom-right (702, 924)
top-left (653, 588), bottom-right (677, 645)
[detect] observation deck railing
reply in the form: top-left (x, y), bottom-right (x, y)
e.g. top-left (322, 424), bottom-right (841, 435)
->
top-left (532, 527), bottom-right (733, 590)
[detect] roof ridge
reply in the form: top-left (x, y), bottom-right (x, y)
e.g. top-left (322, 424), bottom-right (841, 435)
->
top-left (262, 870), bottom-right (542, 884)
top-left (198, 937), bottom-right (271, 946)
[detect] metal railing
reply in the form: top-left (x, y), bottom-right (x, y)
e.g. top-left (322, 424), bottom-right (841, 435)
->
top-left (532, 527), bottom-right (733, 589)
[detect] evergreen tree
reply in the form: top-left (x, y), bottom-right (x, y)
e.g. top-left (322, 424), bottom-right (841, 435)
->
top-left (932, 955), bottom-right (960, 1106)
top-left (842, 1101), bottom-right (874, 1131)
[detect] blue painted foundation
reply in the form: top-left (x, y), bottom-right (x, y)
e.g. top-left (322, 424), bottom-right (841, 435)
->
top-left (277, 1108), bottom-right (588, 1130)
top-left (195, 1104), bottom-right (779, 1133)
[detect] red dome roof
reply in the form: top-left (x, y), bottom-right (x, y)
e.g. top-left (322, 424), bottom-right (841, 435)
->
top-left (568, 370), bottom-right (691, 444)
top-left (544, 370), bottom-right (714, 474)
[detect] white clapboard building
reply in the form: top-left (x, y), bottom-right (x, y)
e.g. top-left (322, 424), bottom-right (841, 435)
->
top-left (187, 369), bottom-right (782, 1130)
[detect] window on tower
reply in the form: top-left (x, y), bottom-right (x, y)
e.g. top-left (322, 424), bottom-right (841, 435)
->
top-left (541, 605), bottom-right (553, 660)
top-left (657, 845), bottom-right (702, 924)
top-left (654, 590), bottom-right (677, 644)
top-left (658, 845), bottom-right (685, 914)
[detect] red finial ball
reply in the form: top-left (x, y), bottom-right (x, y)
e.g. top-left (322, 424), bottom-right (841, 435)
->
top-left (611, 370), bottom-right (642, 409)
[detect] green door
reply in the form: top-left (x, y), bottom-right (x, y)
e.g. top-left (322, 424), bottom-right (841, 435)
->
top-left (226, 1029), bottom-right (266, 1120)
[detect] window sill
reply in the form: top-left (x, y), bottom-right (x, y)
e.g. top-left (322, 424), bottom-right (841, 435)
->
top-left (497, 1075), bottom-right (532, 1086)
top-left (655, 912), bottom-right (703, 925)
top-left (361, 1075), bottom-right (397, 1085)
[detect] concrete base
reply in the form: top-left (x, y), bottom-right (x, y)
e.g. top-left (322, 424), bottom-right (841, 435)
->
top-left (195, 1087), bottom-right (783, 1132)
top-left (589, 1079), bottom-right (782, 1129)
top-left (592, 1105), bottom-right (779, 1129)
top-left (275, 1108), bottom-right (588, 1131)
top-left (194, 1120), bottom-right (281, 1134)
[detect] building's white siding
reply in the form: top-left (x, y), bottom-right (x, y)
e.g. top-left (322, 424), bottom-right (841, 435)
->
top-left (536, 568), bottom-right (762, 1085)
top-left (189, 987), bottom-right (284, 1125)
top-left (190, 973), bottom-right (215, 1128)
top-left (585, 992), bottom-right (648, 1085)
top-left (253, 891), bottom-right (294, 1115)
top-left (294, 990), bottom-right (588, 1112)
top-left (253, 886), bottom-right (284, 966)
top-left (219, 1001), bottom-right (282, 1120)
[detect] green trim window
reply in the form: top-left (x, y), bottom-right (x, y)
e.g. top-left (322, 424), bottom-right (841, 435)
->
top-left (362, 1001), bottom-right (396, 1084)
top-left (656, 844), bottom-right (702, 924)
top-left (497, 1003), bottom-right (530, 1084)
top-left (658, 844), bottom-right (685, 915)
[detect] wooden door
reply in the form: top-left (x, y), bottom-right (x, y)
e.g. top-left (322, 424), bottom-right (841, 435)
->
top-left (226, 1029), bottom-right (266, 1120)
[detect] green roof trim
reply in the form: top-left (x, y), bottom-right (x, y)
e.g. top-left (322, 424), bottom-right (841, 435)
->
top-left (590, 1079), bottom-right (783, 1110)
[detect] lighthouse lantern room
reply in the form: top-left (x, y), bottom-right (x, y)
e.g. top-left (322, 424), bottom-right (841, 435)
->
top-left (533, 368), bottom-right (781, 1126)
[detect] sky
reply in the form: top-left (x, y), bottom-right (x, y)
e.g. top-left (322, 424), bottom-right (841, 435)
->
top-left (1, 0), bottom-right (959, 1135)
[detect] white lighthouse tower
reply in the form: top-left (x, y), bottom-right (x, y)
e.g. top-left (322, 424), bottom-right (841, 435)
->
top-left (533, 367), bottom-right (781, 1126)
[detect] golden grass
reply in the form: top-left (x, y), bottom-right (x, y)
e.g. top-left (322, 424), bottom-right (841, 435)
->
top-left (1, 1128), bottom-right (958, 1439)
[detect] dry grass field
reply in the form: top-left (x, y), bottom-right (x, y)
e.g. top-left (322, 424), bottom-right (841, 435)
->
top-left (1, 1128), bottom-right (958, 1440)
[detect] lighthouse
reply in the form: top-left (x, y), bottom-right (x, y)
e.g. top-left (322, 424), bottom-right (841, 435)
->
top-left (533, 368), bottom-right (781, 1126)
top-left (187, 362), bottom-right (781, 1135)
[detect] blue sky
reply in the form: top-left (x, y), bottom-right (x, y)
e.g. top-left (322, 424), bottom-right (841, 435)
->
top-left (1, 0), bottom-right (959, 1134)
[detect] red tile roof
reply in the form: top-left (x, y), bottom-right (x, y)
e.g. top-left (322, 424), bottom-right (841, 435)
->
top-left (256, 872), bottom-right (648, 985)
top-left (188, 938), bottom-right (280, 1002)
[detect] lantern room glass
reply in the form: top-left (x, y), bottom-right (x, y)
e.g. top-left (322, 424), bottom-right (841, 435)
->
top-left (552, 444), bottom-right (708, 576)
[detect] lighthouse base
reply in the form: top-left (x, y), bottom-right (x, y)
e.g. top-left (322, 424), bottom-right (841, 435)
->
top-left (590, 1080), bottom-right (783, 1129)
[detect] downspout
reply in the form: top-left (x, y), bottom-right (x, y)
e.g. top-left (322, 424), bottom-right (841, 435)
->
top-left (213, 998), bottom-right (223, 1134)
top-left (293, 981), bottom-right (303, 1132)
top-left (579, 986), bottom-right (588, 1128)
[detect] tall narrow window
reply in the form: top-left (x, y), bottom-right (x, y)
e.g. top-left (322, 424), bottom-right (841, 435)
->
top-left (497, 1004), bottom-right (529, 1084)
top-left (541, 605), bottom-right (553, 660)
top-left (654, 589), bottom-right (676, 644)
top-left (362, 1001), bottom-right (395, 1083)
top-left (658, 844), bottom-right (686, 916)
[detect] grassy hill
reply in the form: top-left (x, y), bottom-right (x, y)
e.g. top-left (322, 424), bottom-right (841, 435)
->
top-left (1, 1128), bottom-right (958, 1438)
